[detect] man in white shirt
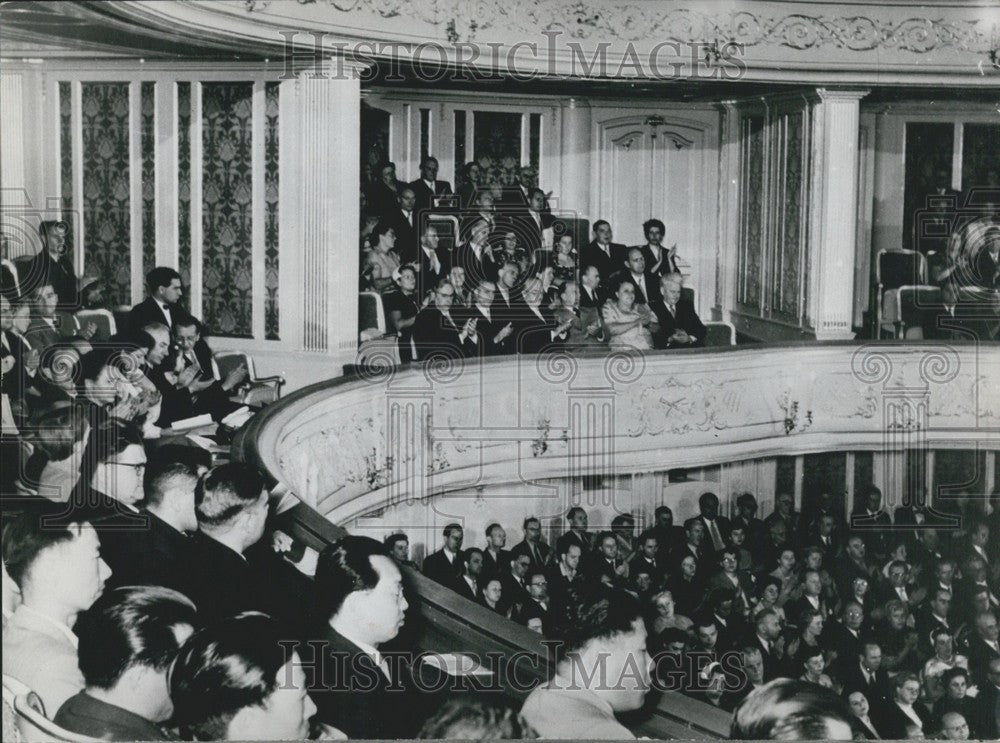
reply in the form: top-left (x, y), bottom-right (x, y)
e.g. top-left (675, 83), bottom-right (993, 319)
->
top-left (422, 523), bottom-right (464, 585)
top-left (520, 589), bottom-right (652, 739)
top-left (407, 155), bottom-right (453, 214)
top-left (2, 507), bottom-right (112, 713)
top-left (128, 266), bottom-right (188, 332)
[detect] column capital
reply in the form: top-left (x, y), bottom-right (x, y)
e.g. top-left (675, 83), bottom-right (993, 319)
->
top-left (811, 88), bottom-right (871, 103)
top-left (563, 97), bottom-right (591, 110)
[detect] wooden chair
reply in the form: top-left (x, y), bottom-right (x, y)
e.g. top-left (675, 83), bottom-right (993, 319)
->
top-left (2, 674), bottom-right (100, 743)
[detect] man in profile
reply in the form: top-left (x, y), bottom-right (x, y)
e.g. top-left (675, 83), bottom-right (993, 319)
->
top-left (519, 587), bottom-right (652, 739)
top-left (307, 535), bottom-right (416, 739)
top-left (55, 586), bottom-right (197, 740)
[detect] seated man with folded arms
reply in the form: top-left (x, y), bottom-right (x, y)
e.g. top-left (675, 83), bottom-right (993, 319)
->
top-left (1, 504), bottom-right (113, 713)
top-left (54, 586), bottom-right (197, 741)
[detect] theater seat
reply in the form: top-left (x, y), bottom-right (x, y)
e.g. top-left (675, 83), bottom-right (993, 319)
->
top-left (358, 291), bottom-right (386, 341)
top-left (212, 351), bottom-right (285, 407)
top-left (877, 249), bottom-right (927, 338)
top-left (73, 309), bottom-right (115, 342)
top-left (895, 285), bottom-right (943, 338)
top-left (2, 674), bottom-right (99, 743)
top-left (703, 321), bottom-right (736, 347)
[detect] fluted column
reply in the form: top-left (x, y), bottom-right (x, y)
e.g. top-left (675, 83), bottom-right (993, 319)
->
top-left (284, 65), bottom-right (361, 360)
top-left (559, 98), bottom-right (592, 219)
top-left (807, 89), bottom-right (868, 341)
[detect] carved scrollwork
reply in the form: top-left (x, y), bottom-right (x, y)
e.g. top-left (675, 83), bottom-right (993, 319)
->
top-left (246, 1), bottom-right (995, 55)
top-left (421, 348), bottom-right (465, 385)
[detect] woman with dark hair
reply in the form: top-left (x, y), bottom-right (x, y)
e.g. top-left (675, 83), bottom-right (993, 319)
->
top-left (382, 264), bottom-right (422, 363)
top-left (601, 277), bottom-right (656, 350)
top-left (363, 220), bottom-right (401, 292)
top-left (932, 667), bottom-right (980, 738)
top-left (170, 612), bottom-right (320, 741)
top-left (797, 645), bottom-right (833, 689)
top-left (753, 576), bottom-right (787, 624)
top-left (418, 698), bottom-right (536, 739)
top-left (637, 218), bottom-right (680, 277)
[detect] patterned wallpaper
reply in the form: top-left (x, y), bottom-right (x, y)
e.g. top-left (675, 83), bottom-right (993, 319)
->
top-left (472, 111), bottom-right (522, 187)
top-left (141, 81), bottom-right (156, 282)
top-left (738, 115), bottom-right (764, 311)
top-left (59, 82), bottom-right (74, 260)
top-left (774, 111), bottom-right (805, 322)
top-left (81, 82), bottom-right (132, 307)
top-left (264, 81), bottom-right (280, 340)
top-left (177, 82), bottom-right (192, 294)
top-left (961, 124), bottom-right (1000, 197)
top-left (201, 82), bottom-right (254, 338)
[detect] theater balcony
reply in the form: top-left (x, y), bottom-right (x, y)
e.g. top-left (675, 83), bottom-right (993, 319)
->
top-left (234, 341), bottom-right (1000, 738)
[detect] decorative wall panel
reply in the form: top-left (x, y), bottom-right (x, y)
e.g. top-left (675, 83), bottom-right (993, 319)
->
top-left (201, 82), bottom-right (253, 338)
top-left (774, 111), bottom-right (805, 322)
top-left (81, 82), bottom-right (131, 307)
top-left (140, 81), bottom-right (156, 281)
top-left (177, 82), bottom-right (192, 293)
top-left (264, 81), bottom-right (280, 340)
top-left (473, 111), bottom-right (522, 186)
top-left (59, 82), bottom-right (74, 258)
top-left (738, 116), bottom-right (764, 310)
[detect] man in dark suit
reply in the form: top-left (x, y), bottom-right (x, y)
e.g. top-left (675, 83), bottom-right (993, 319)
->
top-left (972, 657), bottom-right (1000, 740)
top-left (966, 610), bottom-right (1000, 687)
top-left (392, 186), bottom-right (420, 265)
top-left (827, 602), bottom-right (867, 675)
top-left (175, 464), bottom-right (308, 631)
top-left (651, 273), bottom-right (706, 349)
top-left (100, 445), bottom-right (206, 589)
top-left (510, 516), bottom-right (551, 572)
top-left (851, 485), bottom-right (893, 564)
top-left (412, 282), bottom-right (479, 362)
top-left (515, 188), bottom-right (556, 257)
top-left (685, 491), bottom-right (732, 559)
top-left (511, 568), bottom-right (550, 632)
top-left (841, 641), bottom-right (891, 709)
top-left (610, 247), bottom-right (660, 306)
top-left (491, 260), bottom-right (522, 328)
top-left (547, 541), bottom-right (584, 604)
top-left (453, 218), bottom-right (498, 286)
top-left (512, 276), bottom-right (571, 355)
top-left (578, 264), bottom-right (606, 309)
top-left (556, 506), bottom-right (592, 557)
top-left (747, 609), bottom-right (783, 681)
top-left (581, 221), bottom-right (627, 283)
top-left (408, 155), bottom-right (453, 215)
top-left (129, 266), bottom-right (191, 332)
top-left (308, 536), bottom-right (419, 739)
top-left (915, 588), bottom-right (955, 654)
top-left (55, 585), bottom-right (197, 741)
top-left (628, 529), bottom-right (664, 590)
top-left (482, 523), bottom-right (511, 580)
top-left (25, 220), bottom-right (79, 307)
top-left (451, 547), bottom-right (484, 602)
top-left (24, 282), bottom-right (73, 354)
top-left (421, 522), bottom-right (464, 586)
top-left (502, 552), bottom-right (532, 611)
top-left (415, 223), bottom-right (451, 299)
top-left (366, 161), bottom-right (402, 220)
top-left (461, 280), bottom-right (514, 356)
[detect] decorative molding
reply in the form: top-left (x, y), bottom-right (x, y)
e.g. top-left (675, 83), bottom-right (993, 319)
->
top-left (241, 1), bottom-right (997, 55)
top-left (236, 344), bottom-right (1000, 526)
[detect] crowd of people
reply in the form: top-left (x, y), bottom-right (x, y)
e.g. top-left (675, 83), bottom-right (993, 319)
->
top-left (401, 485), bottom-right (1000, 739)
top-left (360, 157), bottom-right (707, 362)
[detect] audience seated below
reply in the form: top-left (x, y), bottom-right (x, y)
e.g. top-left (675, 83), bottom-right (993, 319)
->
top-left (4, 395), bottom-right (1000, 741)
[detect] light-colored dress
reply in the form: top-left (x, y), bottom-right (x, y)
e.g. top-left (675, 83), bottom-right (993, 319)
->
top-left (602, 302), bottom-right (654, 350)
top-left (364, 248), bottom-right (401, 289)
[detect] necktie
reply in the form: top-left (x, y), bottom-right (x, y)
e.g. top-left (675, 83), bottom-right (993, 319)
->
top-left (405, 210), bottom-right (412, 226)
top-left (866, 671), bottom-right (874, 686)
top-left (707, 519), bottom-right (724, 551)
top-left (898, 587), bottom-right (907, 601)
top-left (529, 543), bottom-right (539, 565)
top-left (669, 304), bottom-right (676, 316)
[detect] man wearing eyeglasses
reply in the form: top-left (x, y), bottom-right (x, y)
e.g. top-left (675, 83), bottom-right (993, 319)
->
top-left (512, 569), bottom-right (550, 633)
top-left (411, 279), bottom-right (478, 361)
